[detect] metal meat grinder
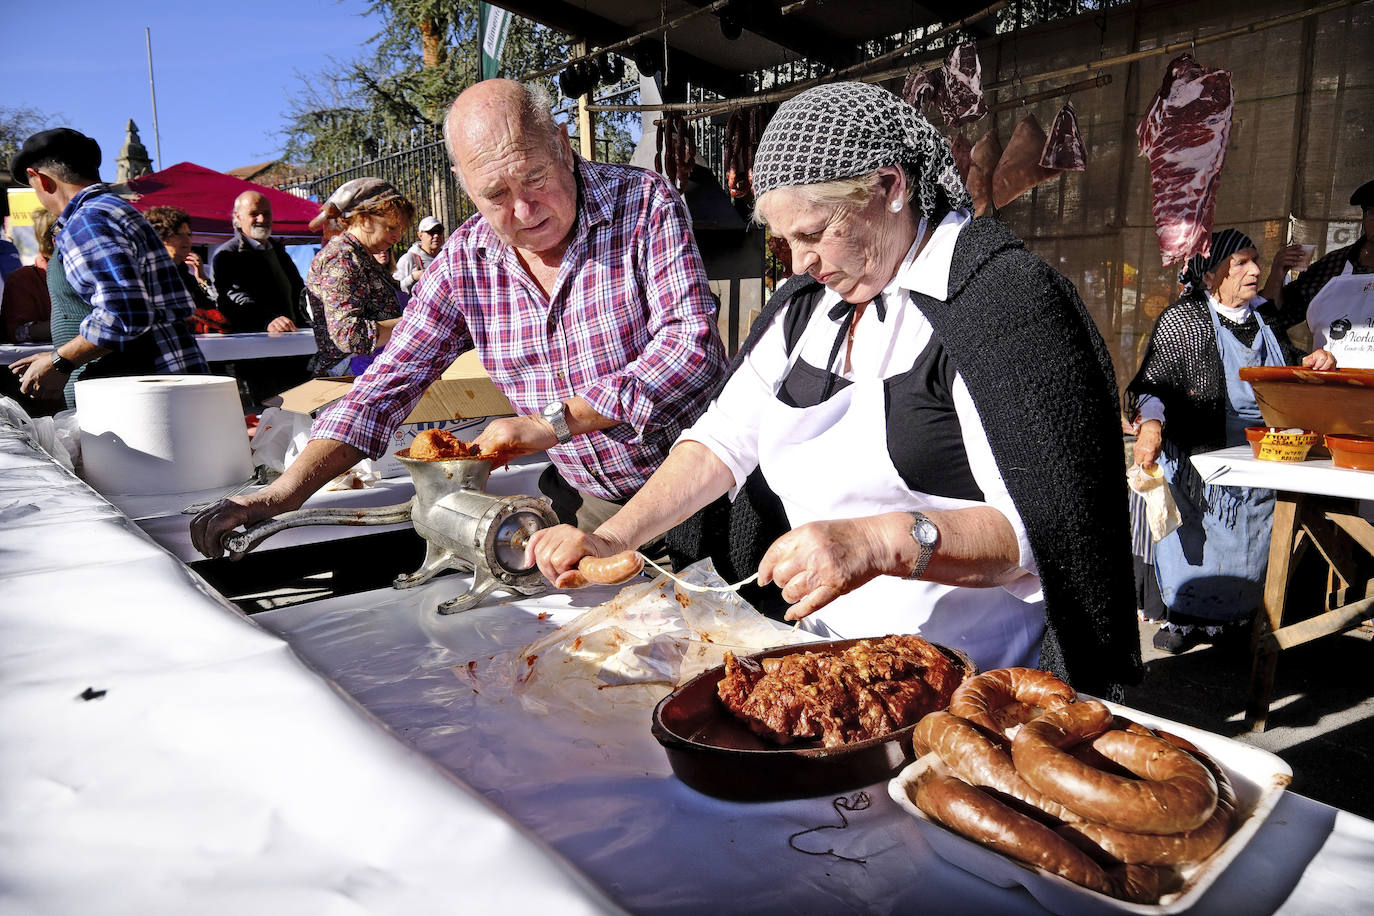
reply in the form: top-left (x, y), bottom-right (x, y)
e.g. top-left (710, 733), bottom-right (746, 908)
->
top-left (223, 454), bottom-right (558, 614)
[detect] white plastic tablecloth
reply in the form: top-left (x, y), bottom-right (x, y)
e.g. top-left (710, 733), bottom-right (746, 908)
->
top-left (1192, 445), bottom-right (1374, 500)
top-left (252, 576), bottom-right (1374, 915)
top-left (0, 342), bottom-right (46, 366)
top-left (0, 421), bottom-right (617, 915)
top-left (195, 329), bottom-right (317, 362)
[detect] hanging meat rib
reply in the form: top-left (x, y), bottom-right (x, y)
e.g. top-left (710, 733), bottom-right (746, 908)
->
top-left (935, 43), bottom-right (988, 127)
top-left (1040, 101), bottom-right (1087, 171)
top-left (992, 114), bottom-right (1059, 210)
top-left (1137, 54), bottom-right (1235, 266)
top-left (725, 105), bottom-right (768, 200)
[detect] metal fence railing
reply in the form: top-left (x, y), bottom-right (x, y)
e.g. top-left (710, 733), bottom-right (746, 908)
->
top-left (284, 123), bottom-right (476, 244)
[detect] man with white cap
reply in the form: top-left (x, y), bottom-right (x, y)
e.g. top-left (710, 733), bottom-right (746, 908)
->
top-left (393, 215), bottom-right (444, 293)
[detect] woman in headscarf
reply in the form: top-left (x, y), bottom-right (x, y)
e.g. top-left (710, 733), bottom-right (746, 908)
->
top-left (1126, 230), bottom-right (1335, 653)
top-left (305, 177), bottom-right (415, 376)
top-left (528, 82), bottom-right (1140, 697)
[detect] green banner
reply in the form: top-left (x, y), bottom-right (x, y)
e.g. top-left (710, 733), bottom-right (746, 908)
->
top-left (479, 3), bottom-right (511, 81)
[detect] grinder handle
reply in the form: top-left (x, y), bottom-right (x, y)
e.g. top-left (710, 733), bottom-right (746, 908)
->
top-left (222, 499), bottom-right (415, 558)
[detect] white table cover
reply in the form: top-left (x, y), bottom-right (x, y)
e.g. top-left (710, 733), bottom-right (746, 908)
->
top-left (0, 421), bottom-right (617, 915)
top-left (1192, 445), bottom-right (1374, 500)
top-left (254, 575), bottom-right (1374, 915)
top-left (195, 329), bottom-right (318, 362)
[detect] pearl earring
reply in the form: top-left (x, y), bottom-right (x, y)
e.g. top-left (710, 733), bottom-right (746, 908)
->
top-left (889, 200), bottom-right (903, 213)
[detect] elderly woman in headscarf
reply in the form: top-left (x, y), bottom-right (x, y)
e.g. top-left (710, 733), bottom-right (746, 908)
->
top-left (1126, 230), bottom-right (1335, 653)
top-left (305, 177), bottom-right (415, 376)
top-left (528, 82), bottom-right (1140, 697)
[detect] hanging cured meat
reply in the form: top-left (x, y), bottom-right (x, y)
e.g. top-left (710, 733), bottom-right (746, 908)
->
top-left (1040, 101), bottom-right (1087, 171)
top-left (1137, 54), bottom-right (1235, 266)
top-left (948, 134), bottom-right (973, 184)
top-left (992, 114), bottom-right (1060, 209)
top-left (903, 68), bottom-right (937, 109)
top-left (724, 105), bottom-right (769, 200)
top-left (935, 43), bottom-right (988, 127)
top-left (967, 131), bottom-right (1001, 217)
top-left (655, 113), bottom-right (697, 194)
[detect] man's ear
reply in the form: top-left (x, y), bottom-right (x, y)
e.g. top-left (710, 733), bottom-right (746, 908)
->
top-left (32, 171), bottom-right (58, 194)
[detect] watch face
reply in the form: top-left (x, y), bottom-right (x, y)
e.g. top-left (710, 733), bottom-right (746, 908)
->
top-left (915, 518), bottom-right (939, 546)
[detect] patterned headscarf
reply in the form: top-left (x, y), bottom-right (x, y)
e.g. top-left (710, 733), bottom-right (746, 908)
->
top-left (309, 177), bottom-right (405, 232)
top-left (751, 81), bottom-right (972, 220)
top-left (1178, 228), bottom-right (1256, 297)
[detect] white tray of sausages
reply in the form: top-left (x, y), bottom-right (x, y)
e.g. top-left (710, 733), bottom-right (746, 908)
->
top-left (888, 698), bottom-right (1291, 915)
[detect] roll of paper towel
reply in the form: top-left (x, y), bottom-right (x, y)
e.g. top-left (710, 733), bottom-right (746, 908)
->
top-left (76, 375), bottom-right (255, 497)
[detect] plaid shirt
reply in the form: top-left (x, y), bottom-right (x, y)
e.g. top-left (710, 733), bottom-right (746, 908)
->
top-left (312, 158), bottom-right (725, 500)
top-left (1281, 236), bottom-right (1372, 313)
top-left (55, 184), bottom-right (207, 373)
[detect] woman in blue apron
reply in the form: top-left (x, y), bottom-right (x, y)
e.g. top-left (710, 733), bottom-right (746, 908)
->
top-left (1126, 230), bottom-right (1336, 653)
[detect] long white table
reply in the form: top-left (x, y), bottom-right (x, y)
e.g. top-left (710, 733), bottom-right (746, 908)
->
top-left (6, 422), bottom-right (1371, 914)
top-left (251, 569), bottom-right (1374, 914)
top-left (1, 330), bottom-right (318, 369)
top-left (194, 329), bottom-right (317, 362)
top-left (1192, 445), bottom-right (1374, 730)
top-left (0, 419), bottom-right (617, 915)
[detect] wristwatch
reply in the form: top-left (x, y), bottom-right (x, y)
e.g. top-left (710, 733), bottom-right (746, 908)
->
top-left (541, 401), bottom-right (572, 444)
top-left (50, 350), bottom-right (77, 375)
top-left (905, 511), bottom-right (940, 580)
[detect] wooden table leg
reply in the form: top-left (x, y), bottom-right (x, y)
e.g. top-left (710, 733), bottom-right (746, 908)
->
top-left (1246, 493), bottom-right (1300, 731)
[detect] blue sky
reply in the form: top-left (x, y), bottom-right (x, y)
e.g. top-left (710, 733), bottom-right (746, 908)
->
top-left (7, 0), bottom-right (384, 175)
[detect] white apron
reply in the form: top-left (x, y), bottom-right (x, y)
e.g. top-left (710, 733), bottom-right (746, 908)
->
top-left (754, 300), bottom-right (1044, 673)
top-left (1308, 262), bottom-right (1374, 368)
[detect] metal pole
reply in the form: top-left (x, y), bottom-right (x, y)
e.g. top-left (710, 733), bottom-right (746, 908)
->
top-left (145, 27), bottom-right (163, 170)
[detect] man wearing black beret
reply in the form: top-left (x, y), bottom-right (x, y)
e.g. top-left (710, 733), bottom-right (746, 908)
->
top-left (1276, 178), bottom-right (1374, 368)
top-left (9, 128), bottom-right (208, 406)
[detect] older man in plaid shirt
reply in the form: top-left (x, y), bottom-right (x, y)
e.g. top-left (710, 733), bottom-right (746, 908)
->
top-left (11, 128), bottom-right (207, 407)
top-left (192, 79), bottom-right (726, 558)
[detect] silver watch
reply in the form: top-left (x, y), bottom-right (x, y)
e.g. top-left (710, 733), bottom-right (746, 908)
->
top-left (905, 511), bottom-right (939, 580)
top-left (541, 400), bottom-right (572, 444)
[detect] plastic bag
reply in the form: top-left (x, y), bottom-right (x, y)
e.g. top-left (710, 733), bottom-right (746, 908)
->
top-left (0, 397), bottom-right (78, 472)
top-left (475, 559), bottom-right (814, 719)
top-left (1127, 463), bottom-right (1181, 542)
top-left (251, 406), bottom-right (383, 488)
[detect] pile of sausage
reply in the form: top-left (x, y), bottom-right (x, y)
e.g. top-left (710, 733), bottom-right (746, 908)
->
top-left (910, 668), bottom-right (1236, 904)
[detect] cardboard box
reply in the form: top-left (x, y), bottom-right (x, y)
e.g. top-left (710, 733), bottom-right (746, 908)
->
top-left (271, 350), bottom-right (515, 477)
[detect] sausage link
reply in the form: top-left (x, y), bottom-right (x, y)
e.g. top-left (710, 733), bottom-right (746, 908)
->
top-left (576, 551), bottom-right (644, 585)
top-left (948, 667), bottom-right (1076, 735)
top-left (914, 774), bottom-right (1132, 900)
top-left (912, 712), bottom-right (1081, 822)
top-left (1014, 704), bottom-right (1217, 835)
top-left (1059, 735), bottom-right (1236, 865)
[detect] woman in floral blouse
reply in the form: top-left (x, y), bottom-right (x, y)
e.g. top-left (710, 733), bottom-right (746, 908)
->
top-left (305, 178), bottom-right (416, 376)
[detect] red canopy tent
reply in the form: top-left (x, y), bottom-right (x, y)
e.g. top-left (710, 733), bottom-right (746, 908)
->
top-left (124, 162), bottom-right (321, 244)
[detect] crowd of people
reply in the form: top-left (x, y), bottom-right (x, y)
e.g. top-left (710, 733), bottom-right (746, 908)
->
top-left (5, 79), bottom-right (1371, 686)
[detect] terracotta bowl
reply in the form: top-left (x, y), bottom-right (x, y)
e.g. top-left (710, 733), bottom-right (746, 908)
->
top-left (651, 637), bottom-right (975, 802)
top-left (1244, 426), bottom-right (1319, 462)
top-left (1325, 434), bottom-right (1374, 471)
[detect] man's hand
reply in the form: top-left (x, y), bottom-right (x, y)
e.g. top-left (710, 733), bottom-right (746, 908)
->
top-left (411, 268), bottom-right (424, 282)
top-left (1132, 419), bottom-right (1164, 469)
top-left (525, 524), bottom-right (629, 588)
top-left (758, 516), bottom-right (902, 621)
top-left (1302, 348), bottom-right (1337, 370)
top-left (472, 415), bottom-right (558, 463)
top-left (11, 352), bottom-right (68, 399)
top-left (1271, 243), bottom-right (1307, 275)
top-left (266, 316), bottom-right (298, 334)
top-left (188, 492), bottom-right (277, 559)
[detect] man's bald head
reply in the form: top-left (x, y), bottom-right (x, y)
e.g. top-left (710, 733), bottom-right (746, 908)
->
top-left (443, 79), bottom-right (564, 192)
top-left (233, 191), bottom-right (273, 242)
top-left (441, 79), bottom-right (579, 259)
